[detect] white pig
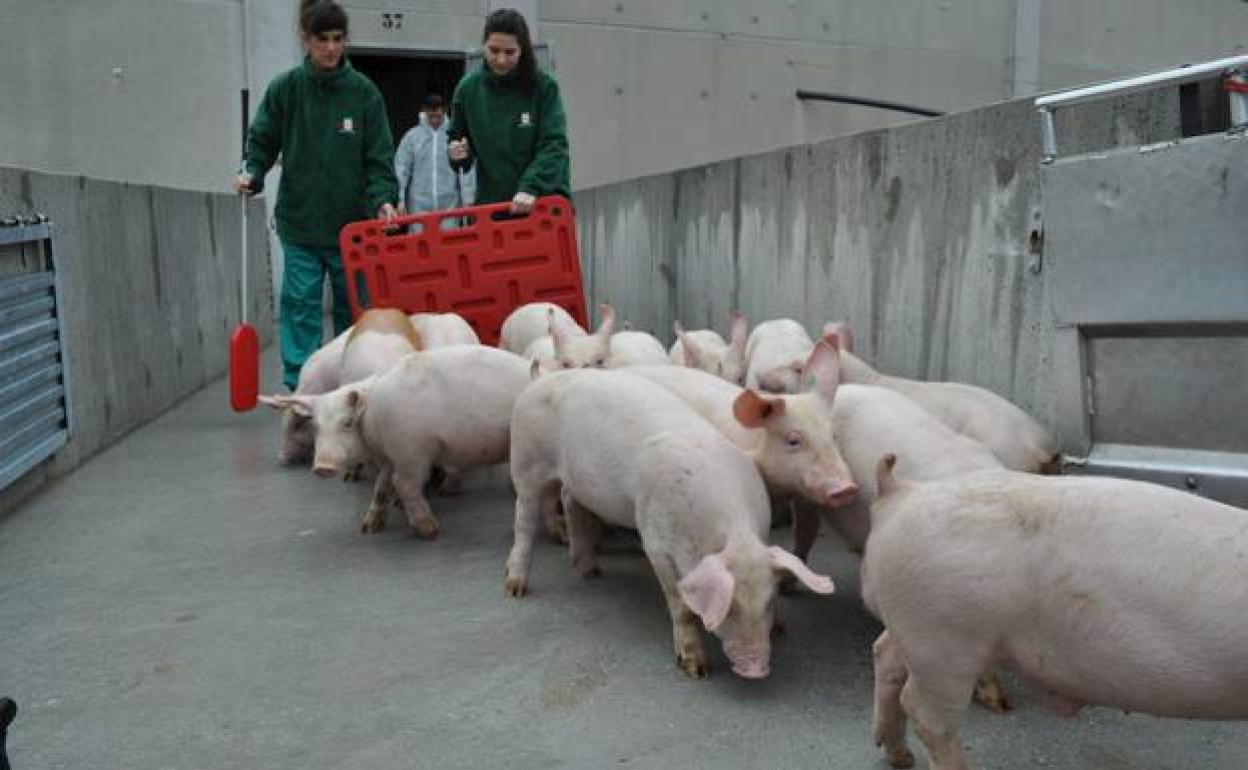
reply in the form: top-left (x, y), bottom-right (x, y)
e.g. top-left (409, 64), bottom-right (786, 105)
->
top-left (864, 456), bottom-right (1248, 770)
top-left (631, 358), bottom-right (1010, 712)
top-left (823, 322), bottom-right (1059, 473)
top-left (260, 346), bottom-right (531, 538)
top-left (500, 302), bottom-right (579, 356)
top-left (607, 330), bottom-right (671, 368)
top-left (505, 369), bottom-right (835, 679)
top-left (545, 304), bottom-right (614, 369)
top-left (624, 339), bottom-right (859, 511)
top-left (669, 313), bottom-right (749, 385)
top-left (745, 318), bottom-right (815, 393)
top-left (409, 312), bottom-right (480, 348)
top-left (266, 309), bottom-right (422, 465)
top-left (273, 328), bottom-right (351, 465)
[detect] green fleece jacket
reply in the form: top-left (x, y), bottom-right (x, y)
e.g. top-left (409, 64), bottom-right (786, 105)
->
top-left (448, 68), bottom-right (570, 204)
top-left (244, 58), bottom-right (397, 248)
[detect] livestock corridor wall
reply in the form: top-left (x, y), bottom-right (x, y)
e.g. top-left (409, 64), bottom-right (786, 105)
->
top-left (0, 168), bottom-right (273, 514)
top-left (575, 92), bottom-right (1178, 438)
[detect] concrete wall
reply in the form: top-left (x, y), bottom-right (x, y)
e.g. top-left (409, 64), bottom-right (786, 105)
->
top-left (0, 167), bottom-right (273, 514)
top-left (574, 90), bottom-right (1178, 431)
top-left (1, 0), bottom-right (1240, 195)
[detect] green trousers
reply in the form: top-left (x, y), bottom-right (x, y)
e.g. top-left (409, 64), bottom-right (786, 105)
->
top-left (279, 239), bottom-right (353, 391)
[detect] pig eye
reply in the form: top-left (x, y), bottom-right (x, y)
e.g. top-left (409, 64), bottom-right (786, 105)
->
top-left (341, 417), bottom-right (354, 431)
top-left (784, 431), bottom-right (803, 449)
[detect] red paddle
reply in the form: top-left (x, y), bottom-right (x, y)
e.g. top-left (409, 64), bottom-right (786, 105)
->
top-left (230, 87), bottom-right (259, 412)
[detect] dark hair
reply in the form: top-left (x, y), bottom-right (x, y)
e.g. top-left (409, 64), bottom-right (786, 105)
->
top-left (483, 9), bottom-right (537, 89)
top-left (300, 1), bottom-right (348, 37)
top-left (422, 93), bottom-right (445, 110)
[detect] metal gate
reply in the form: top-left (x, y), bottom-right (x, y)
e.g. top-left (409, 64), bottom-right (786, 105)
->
top-left (0, 221), bottom-right (73, 491)
top-left (1039, 56), bottom-right (1248, 506)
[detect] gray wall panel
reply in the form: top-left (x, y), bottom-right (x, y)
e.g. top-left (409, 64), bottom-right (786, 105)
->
top-left (0, 167), bottom-right (273, 513)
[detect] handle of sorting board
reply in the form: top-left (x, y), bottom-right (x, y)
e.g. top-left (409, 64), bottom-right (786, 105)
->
top-left (381, 195), bottom-right (573, 231)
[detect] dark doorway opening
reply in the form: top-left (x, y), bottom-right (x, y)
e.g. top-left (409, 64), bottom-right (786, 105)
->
top-left (351, 51), bottom-right (466, 147)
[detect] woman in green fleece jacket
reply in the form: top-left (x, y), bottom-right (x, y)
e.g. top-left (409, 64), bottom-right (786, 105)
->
top-left (447, 9), bottom-right (571, 215)
top-left (234, 1), bottom-right (399, 391)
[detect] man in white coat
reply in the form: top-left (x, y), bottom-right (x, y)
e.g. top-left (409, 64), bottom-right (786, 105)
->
top-left (394, 93), bottom-right (476, 217)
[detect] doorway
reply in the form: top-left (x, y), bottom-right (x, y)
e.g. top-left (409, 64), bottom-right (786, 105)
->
top-left (350, 51), bottom-right (467, 145)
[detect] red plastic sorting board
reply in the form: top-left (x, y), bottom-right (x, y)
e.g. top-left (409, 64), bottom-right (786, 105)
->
top-left (339, 195), bottom-right (586, 346)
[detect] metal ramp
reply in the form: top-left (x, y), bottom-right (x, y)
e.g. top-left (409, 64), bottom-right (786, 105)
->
top-left (1038, 55), bottom-right (1248, 505)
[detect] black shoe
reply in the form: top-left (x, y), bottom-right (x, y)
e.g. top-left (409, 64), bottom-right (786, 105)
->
top-left (0, 696), bottom-right (14, 770)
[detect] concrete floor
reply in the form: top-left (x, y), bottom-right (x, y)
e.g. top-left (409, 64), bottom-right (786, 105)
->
top-left (1, 358), bottom-right (1246, 770)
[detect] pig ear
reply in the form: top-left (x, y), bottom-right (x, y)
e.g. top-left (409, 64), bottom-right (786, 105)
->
top-left (802, 339), bottom-right (841, 402)
top-left (768, 546), bottom-right (835, 595)
top-left (268, 394), bottom-right (316, 418)
top-left (258, 394), bottom-right (292, 412)
top-left (674, 321), bottom-right (703, 368)
top-left (346, 389), bottom-right (366, 420)
top-left (732, 390), bottom-right (786, 428)
top-left (728, 312), bottom-right (749, 356)
top-left (821, 321), bottom-right (855, 353)
top-left (595, 303), bottom-right (616, 337)
top-left (876, 453), bottom-right (901, 497)
top-left (678, 554), bottom-right (735, 632)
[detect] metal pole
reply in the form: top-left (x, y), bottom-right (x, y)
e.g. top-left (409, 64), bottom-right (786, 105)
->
top-left (794, 90), bottom-right (944, 117)
top-left (1039, 107), bottom-right (1058, 162)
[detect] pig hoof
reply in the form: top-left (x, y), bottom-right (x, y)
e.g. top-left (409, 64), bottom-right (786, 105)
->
top-left (974, 683), bottom-right (1013, 713)
top-left (504, 576), bottom-right (528, 598)
top-left (579, 565), bottom-right (603, 580)
top-left (360, 515), bottom-right (385, 534)
top-left (883, 745), bottom-right (915, 769)
top-left (677, 655), bottom-right (709, 679)
top-left (412, 518), bottom-right (441, 540)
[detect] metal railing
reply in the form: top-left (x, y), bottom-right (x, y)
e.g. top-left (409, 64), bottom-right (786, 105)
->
top-left (1035, 54), bottom-right (1248, 161)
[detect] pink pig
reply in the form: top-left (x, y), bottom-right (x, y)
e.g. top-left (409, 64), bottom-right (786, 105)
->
top-left (505, 368), bottom-right (835, 679)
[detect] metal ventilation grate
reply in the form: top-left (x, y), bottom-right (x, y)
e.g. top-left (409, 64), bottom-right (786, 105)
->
top-left (0, 222), bottom-right (72, 491)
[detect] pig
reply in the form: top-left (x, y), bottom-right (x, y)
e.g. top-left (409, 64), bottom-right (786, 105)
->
top-left (265, 308), bottom-right (422, 466)
top-left (409, 312), bottom-right (480, 348)
top-left (505, 368), bottom-right (836, 679)
top-left (669, 312), bottom-right (749, 385)
top-left (544, 304), bottom-right (614, 369)
top-left (624, 339), bottom-right (859, 511)
top-left (500, 302), bottom-right (579, 356)
top-left (864, 455), bottom-right (1248, 770)
top-left (273, 327), bottom-right (351, 465)
top-left (629, 358), bottom-right (1010, 712)
top-left (744, 318), bottom-right (815, 394)
top-left (259, 346), bottom-right (532, 538)
top-left (823, 322), bottom-right (1059, 474)
top-left (337, 308), bottom-right (423, 384)
top-left (607, 330), bottom-right (671, 368)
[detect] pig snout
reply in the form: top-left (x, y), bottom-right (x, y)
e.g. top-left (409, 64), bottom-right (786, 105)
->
top-left (724, 641), bottom-right (771, 679)
top-left (312, 463), bottom-right (338, 478)
top-left (823, 480), bottom-right (859, 508)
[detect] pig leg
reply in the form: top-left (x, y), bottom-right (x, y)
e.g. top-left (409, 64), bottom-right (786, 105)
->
top-left (778, 500), bottom-right (822, 595)
top-left (562, 488), bottom-right (601, 579)
top-left (872, 630), bottom-right (916, 769)
top-left (360, 464), bottom-right (395, 533)
top-left (897, 641), bottom-right (979, 770)
top-left (650, 555), bottom-right (710, 679)
top-left (505, 483), bottom-right (558, 597)
top-left (391, 463), bottom-right (441, 539)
